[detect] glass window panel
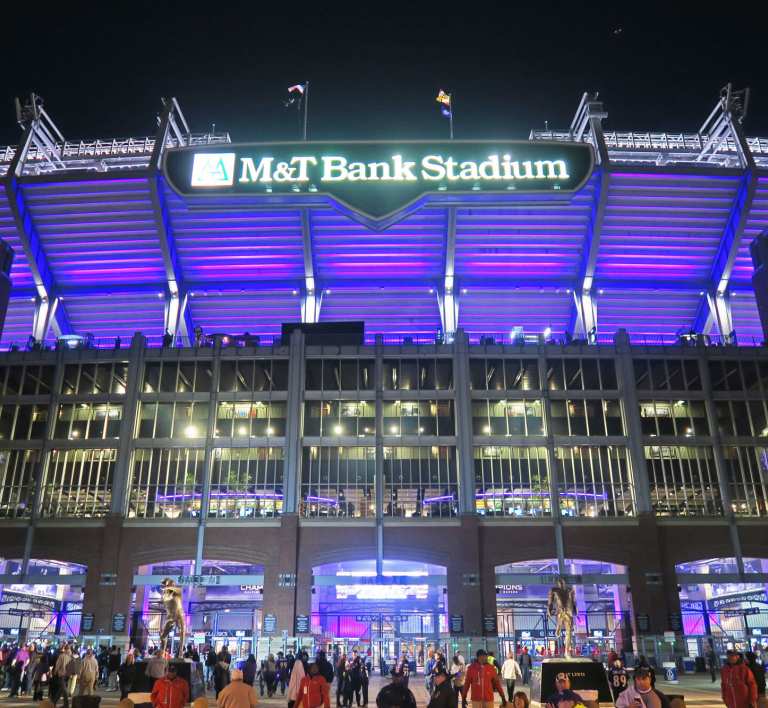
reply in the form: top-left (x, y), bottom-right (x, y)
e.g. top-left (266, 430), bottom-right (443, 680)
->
top-left (582, 360), bottom-right (600, 389)
top-left (684, 360), bottom-right (702, 390)
top-left (143, 363), bottom-right (161, 393)
top-left (470, 360), bottom-right (487, 391)
top-left (218, 361), bottom-right (237, 392)
top-left (599, 360), bottom-right (617, 390)
top-left (474, 446), bottom-right (550, 517)
top-left (306, 360), bottom-right (323, 390)
top-left (340, 360), bottom-right (358, 390)
top-left (742, 361), bottom-right (760, 392)
top-left (271, 361), bottom-right (289, 390)
top-left (667, 360), bottom-right (685, 391)
top-left (300, 446), bottom-right (376, 518)
top-left (634, 360), bottom-right (651, 391)
top-left (564, 360), bottom-right (583, 390)
top-left (0, 449), bottom-right (39, 518)
top-left (41, 449), bottom-right (117, 517)
top-left (359, 359), bottom-right (375, 389)
top-left (546, 360), bottom-right (565, 391)
top-left (208, 447), bottom-right (284, 518)
top-left (645, 445), bottom-right (722, 516)
top-left (160, 362), bottom-right (177, 392)
top-left (722, 446), bottom-right (768, 517)
top-left (128, 448), bottom-right (205, 519)
top-left (649, 360), bottom-right (669, 390)
top-left (383, 446), bottom-right (458, 518)
top-left (556, 446), bottom-right (634, 517)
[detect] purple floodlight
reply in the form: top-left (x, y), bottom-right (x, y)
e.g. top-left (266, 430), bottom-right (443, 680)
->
top-left (422, 494), bottom-right (455, 504)
top-left (305, 495), bottom-right (339, 505)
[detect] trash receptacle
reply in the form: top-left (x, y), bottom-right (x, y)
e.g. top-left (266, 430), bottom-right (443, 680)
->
top-left (683, 658), bottom-right (695, 673)
top-left (663, 661), bottom-right (679, 683)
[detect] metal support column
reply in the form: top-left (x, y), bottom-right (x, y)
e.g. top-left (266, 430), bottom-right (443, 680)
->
top-left (195, 343), bottom-right (222, 573)
top-left (538, 351), bottom-right (565, 574)
top-left (374, 337), bottom-right (384, 575)
top-left (22, 346), bottom-right (66, 577)
top-left (700, 351), bottom-right (744, 577)
top-left (439, 208), bottom-right (458, 339)
top-left (452, 329), bottom-right (476, 514)
top-left (283, 329), bottom-right (305, 514)
top-left (613, 330), bottom-right (652, 513)
top-left (110, 333), bottom-right (146, 515)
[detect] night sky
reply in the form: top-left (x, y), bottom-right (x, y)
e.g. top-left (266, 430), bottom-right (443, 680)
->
top-left (2, 1), bottom-right (767, 146)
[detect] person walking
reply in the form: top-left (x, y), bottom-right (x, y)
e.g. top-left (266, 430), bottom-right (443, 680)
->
top-left (721, 650), bottom-right (758, 708)
top-left (217, 668), bottom-right (259, 708)
top-left (460, 650), bottom-right (507, 708)
top-left (118, 652), bottom-right (138, 700)
top-left (428, 668), bottom-right (458, 708)
top-left (376, 670), bottom-right (416, 708)
top-left (616, 667), bottom-right (671, 708)
top-left (744, 652), bottom-right (766, 699)
top-left (206, 646), bottom-right (218, 689)
top-left (707, 644), bottom-right (720, 683)
top-left (287, 653), bottom-right (307, 708)
top-left (52, 644), bottom-right (73, 708)
top-left (215, 649), bottom-right (233, 698)
top-left (31, 650), bottom-right (50, 701)
top-left (243, 654), bottom-right (258, 688)
top-left (151, 663), bottom-right (190, 708)
top-left (518, 649), bottom-right (531, 687)
top-left (449, 655), bottom-right (465, 704)
top-left (500, 652), bottom-right (521, 701)
top-left (146, 649), bottom-right (169, 691)
top-left (295, 663), bottom-right (331, 708)
top-left (107, 646), bottom-right (121, 691)
top-left (78, 649), bottom-right (99, 696)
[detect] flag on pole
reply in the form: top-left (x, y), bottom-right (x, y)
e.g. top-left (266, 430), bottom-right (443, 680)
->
top-left (436, 90), bottom-right (452, 117)
top-left (285, 83), bottom-right (306, 107)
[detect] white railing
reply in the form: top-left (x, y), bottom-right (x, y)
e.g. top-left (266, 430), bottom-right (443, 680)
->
top-left (0, 132), bottom-right (231, 172)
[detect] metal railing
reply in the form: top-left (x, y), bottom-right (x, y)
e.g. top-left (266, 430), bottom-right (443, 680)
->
top-left (0, 132), bottom-right (232, 175)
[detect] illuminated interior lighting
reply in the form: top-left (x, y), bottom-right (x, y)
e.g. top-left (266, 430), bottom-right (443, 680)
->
top-left (184, 425), bottom-right (198, 438)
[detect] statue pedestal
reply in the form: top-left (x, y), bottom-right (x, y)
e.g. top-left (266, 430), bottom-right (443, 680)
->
top-left (531, 657), bottom-right (612, 704)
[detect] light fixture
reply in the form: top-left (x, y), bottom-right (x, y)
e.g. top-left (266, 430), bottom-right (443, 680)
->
top-left (266, 427), bottom-right (274, 436)
top-left (184, 425), bottom-right (198, 438)
top-left (390, 425), bottom-right (399, 435)
top-left (333, 424), bottom-right (343, 435)
top-left (543, 327), bottom-right (552, 338)
top-left (237, 425), bottom-right (248, 436)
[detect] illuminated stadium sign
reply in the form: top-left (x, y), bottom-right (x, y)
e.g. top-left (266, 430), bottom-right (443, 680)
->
top-left (164, 140), bottom-right (594, 223)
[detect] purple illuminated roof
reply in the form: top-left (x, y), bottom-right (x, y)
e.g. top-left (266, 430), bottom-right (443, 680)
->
top-left (0, 153), bottom-right (765, 346)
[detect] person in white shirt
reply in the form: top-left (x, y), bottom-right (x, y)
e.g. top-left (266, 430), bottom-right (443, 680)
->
top-left (500, 652), bottom-right (522, 700)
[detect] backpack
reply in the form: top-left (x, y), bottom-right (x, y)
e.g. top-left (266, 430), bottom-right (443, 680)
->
top-left (66, 657), bottom-right (82, 678)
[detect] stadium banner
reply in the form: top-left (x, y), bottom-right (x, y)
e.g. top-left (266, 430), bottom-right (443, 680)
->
top-left (163, 140), bottom-right (594, 224)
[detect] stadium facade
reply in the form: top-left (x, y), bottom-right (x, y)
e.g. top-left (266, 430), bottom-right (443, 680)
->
top-left (0, 90), bottom-right (767, 664)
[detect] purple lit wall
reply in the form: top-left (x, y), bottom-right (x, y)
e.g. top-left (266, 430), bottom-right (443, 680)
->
top-left (730, 291), bottom-right (764, 345)
top-left (0, 202), bottom-right (32, 291)
top-left (595, 289), bottom-right (701, 343)
top-left (319, 288), bottom-right (441, 340)
top-left (311, 208), bottom-right (446, 280)
top-left (0, 298), bottom-right (35, 348)
top-left (458, 289), bottom-right (571, 340)
top-left (22, 178), bottom-right (166, 286)
top-left (64, 291), bottom-right (166, 340)
top-left (597, 173), bottom-right (741, 284)
top-left (454, 178), bottom-right (596, 281)
top-left (163, 185), bottom-right (306, 282)
top-left (188, 290), bottom-right (301, 338)
top-left (732, 177), bottom-right (768, 284)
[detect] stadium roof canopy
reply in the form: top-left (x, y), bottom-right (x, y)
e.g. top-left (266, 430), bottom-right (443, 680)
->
top-left (1, 89), bottom-right (767, 348)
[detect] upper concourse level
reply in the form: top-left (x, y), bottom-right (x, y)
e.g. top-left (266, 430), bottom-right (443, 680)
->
top-left (0, 329), bottom-right (767, 524)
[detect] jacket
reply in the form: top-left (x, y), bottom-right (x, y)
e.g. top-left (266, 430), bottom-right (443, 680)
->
top-left (152, 676), bottom-right (190, 708)
top-left (616, 684), bottom-right (671, 708)
top-left (287, 659), bottom-right (306, 701)
top-left (53, 652), bottom-right (72, 677)
top-left (428, 680), bottom-right (458, 708)
top-left (461, 662), bottom-right (506, 703)
top-left (217, 678), bottom-right (259, 708)
top-left (722, 661), bottom-right (758, 708)
top-left (376, 683), bottom-right (417, 708)
top-left (500, 659), bottom-right (521, 681)
top-left (295, 675), bottom-right (330, 708)
top-left (79, 656), bottom-right (99, 684)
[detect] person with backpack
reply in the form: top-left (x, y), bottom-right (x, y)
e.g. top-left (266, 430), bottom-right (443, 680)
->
top-left (118, 651), bottom-right (138, 700)
top-left (295, 663), bottom-right (331, 708)
top-left (78, 649), bottom-right (99, 696)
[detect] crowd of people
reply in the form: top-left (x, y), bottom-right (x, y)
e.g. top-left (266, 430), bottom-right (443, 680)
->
top-left (1, 639), bottom-right (767, 708)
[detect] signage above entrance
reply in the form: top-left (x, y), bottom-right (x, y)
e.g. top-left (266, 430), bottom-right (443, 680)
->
top-left (163, 140), bottom-right (595, 227)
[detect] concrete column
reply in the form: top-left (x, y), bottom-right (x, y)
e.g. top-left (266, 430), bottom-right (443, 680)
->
top-left (261, 516), bottom-right (299, 635)
top-left (446, 515), bottom-right (483, 635)
top-left (613, 329), bottom-right (652, 513)
top-left (196, 341), bottom-right (222, 571)
top-left (538, 350), bottom-right (564, 573)
top-left (452, 330), bottom-right (475, 514)
top-left (110, 333), bottom-right (146, 514)
top-left (283, 329), bottom-right (305, 513)
top-left (699, 350), bottom-right (744, 575)
top-left (374, 336), bottom-right (384, 575)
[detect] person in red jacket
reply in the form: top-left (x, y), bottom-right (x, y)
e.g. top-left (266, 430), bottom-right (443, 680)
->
top-left (151, 664), bottom-right (190, 708)
top-left (461, 650), bottom-right (507, 708)
top-left (296, 663), bottom-right (331, 708)
top-left (721, 650), bottom-right (758, 708)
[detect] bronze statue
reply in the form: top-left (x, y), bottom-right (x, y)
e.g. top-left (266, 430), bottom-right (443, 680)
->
top-left (159, 578), bottom-right (186, 657)
top-left (547, 576), bottom-right (577, 657)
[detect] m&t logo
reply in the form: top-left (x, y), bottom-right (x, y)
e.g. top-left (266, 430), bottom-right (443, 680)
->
top-left (191, 152), bottom-right (235, 187)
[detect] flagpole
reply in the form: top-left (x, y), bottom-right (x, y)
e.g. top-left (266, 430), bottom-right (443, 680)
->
top-left (303, 81), bottom-right (310, 141)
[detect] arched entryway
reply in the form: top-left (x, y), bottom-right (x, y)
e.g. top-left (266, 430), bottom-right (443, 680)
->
top-left (0, 558), bottom-right (86, 642)
top-left (312, 559), bottom-right (447, 674)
